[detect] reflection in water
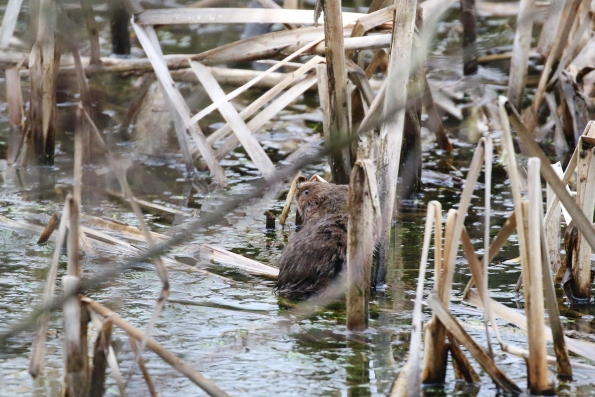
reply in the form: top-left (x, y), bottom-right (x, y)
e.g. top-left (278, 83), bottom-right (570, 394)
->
top-left (1, 13), bottom-right (595, 396)
top-left (346, 340), bottom-right (371, 397)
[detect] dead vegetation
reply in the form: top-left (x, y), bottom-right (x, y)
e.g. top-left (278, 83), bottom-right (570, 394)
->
top-left (3, 0), bottom-right (595, 395)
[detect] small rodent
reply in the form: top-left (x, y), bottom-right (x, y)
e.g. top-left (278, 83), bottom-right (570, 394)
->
top-left (274, 181), bottom-right (350, 301)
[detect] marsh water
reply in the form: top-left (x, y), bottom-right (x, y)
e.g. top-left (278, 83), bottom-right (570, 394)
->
top-left (2, 2), bottom-right (595, 396)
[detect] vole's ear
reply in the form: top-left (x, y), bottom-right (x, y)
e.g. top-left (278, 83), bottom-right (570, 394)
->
top-left (309, 174), bottom-right (327, 182)
top-left (296, 175), bottom-right (308, 187)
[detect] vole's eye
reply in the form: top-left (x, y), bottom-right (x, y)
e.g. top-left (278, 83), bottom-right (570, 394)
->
top-left (303, 189), bottom-right (309, 196)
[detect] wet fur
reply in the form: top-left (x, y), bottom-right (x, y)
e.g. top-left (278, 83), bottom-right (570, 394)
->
top-left (275, 182), bottom-right (349, 301)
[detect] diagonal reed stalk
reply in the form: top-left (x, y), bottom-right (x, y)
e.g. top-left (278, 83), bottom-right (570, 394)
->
top-left (29, 197), bottom-right (71, 377)
top-left (84, 297), bottom-right (230, 397)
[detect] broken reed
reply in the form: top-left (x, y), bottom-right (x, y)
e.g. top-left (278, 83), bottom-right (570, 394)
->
top-left (15, 0), bottom-right (595, 392)
top-left (398, 96), bottom-right (595, 393)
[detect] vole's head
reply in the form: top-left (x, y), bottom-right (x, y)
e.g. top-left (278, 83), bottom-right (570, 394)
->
top-left (295, 180), bottom-right (349, 223)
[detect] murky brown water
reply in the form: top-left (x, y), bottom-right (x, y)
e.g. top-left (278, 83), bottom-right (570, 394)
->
top-left (2, 2), bottom-right (595, 397)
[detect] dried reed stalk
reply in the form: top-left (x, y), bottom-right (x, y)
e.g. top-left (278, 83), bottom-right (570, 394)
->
top-left (357, 77), bottom-right (387, 134)
top-left (135, 8), bottom-right (364, 26)
top-left (131, 20), bottom-right (225, 184)
top-left (88, 309), bottom-right (128, 397)
top-left (89, 319), bottom-right (113, 397)
top-left (402, 201), bottom-right (441, 396)
top-left (525, 0), bottom-right (582, 133)
top-left (191, 26), bottom-right (334, 67)
top-left (102, 187), bottom-right (189, 217)
top-left (345, 5), bottom-right (394, 59)
top-left (466, 290), bottom-right (595, 363)
top-left (195, 244), bottom-right (279, 278)
top-left (427, 292), bottom-right (522, 394)
top-left (538, 198), bottom-right (572, 378)
top-left (524, 160), bottom-right (550, 394)
top-left (448, 334), bottom-right (480, 383)
top-left (128, 334), bottom-right (157, 397)
top-left (401, 7), bottom-right (424, 197)
top-left (439, 141), bottom-right (487, 298)
top-left (206, 56), bottom-right (323, 146)
top-left (214, 74), bottom-right (317, 161)
top-left (389, 365), bottom-right (409, 397)
top-left (29, 198), bottom-right (71, 378)
top-left (498, 97), bottom-right (532, 291)
top-left (37, 212), bottom-right (60, 244)
top-left (73, 107), bottom-right (85, 209)
top-left (189, 61), bottom-right (276, 181)
top-left (79, 0), bottom-right (100, 64)
top-left (571, 135), bottom-right (595, 299)
top-left (462, 213), bottom-right (516, 295)
top-left (69, 53), bottom-right (97, 255)
top-left (502, 98), bottom-right (595, 254)
top-left (27, 0), bottom-right (60, 166)
top-left (80, 214), bottom-right (166, 243)
top-left (108, 158), bottom-right (170, 382)
top-left (321, 0), bottom-right (353, 184)
top-left (546, 163), bottom-right (563, 273)
top-left (5, 66), bottom-right (22, 128)
top-left (5, 66), bottom-right (23, 164)
top-left (422, 77), bottom-right (453, 151)
top-left (479, 138), bottom-right (494, 355)
top-left (188, 35), bottom-right (324, 126)
top-left (63, 196), bottom-right (90, 395)
top-left (62, 275), bottom-right (89, 397)
top-left (279, 174), bottom-right (306, 226)
top-left (544, 143), bottom-right (579, 226)
top-left (83, 297), bottom-right (230, 397)
top-left (423, 138), bottom-right (489, 384)
top-left (68, 196), bottom-right (80, 277)
top-left (551, 10), bottom-right (592, 80)
top-left (0, 0), bottom-right (23, 48)
top-left (346, 160), bottom-right (380, 330)
top-left (507, 0), bottom-right (535, 109)
top-left (421, 209), bottom-right (453, 384)
top-left (375, 0), bottom-right (417, 285)
top-left (172, 67), bottom-right (295, 90)
top-left (316, 63), bottom-right (331, 144)
top-left (536, 0), bottom-right (565, 57)
top-left (255, 0), bottom-right (303, 30)
top-left (285, 33), bottom-right (392, 56)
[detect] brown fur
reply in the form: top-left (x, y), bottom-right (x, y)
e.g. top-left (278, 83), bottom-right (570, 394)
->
top-left (275, 182), bottom-right (350, 301)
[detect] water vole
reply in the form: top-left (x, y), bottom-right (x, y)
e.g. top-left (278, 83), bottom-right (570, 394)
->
top-left (274, 181), bottom-right (350, 301)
